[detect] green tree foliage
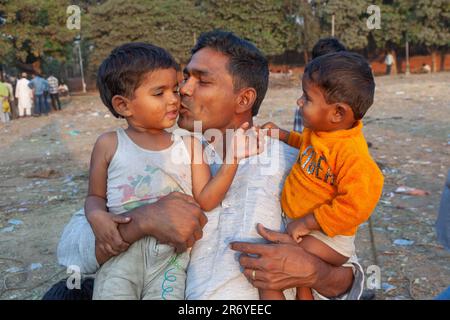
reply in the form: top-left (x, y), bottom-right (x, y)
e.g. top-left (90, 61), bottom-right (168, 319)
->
top-left (369, 0), bottom-right (450, 72)
top-left (370, 0), bottom-right (411, 49)
top-left (85, 0), bottom-right (206, 69)
top-left (283, 0), bottom-right (321, 63)
top-left (0, 0), bottom-right (78, 71)
top-left (413, 0), bottom-right (450, 71)
top-left (198, 0), bottom-right (291, 56)
top-left (1, 0), bottom-right (448, 77)
top-left (315, 0), bottom-right (370, 50)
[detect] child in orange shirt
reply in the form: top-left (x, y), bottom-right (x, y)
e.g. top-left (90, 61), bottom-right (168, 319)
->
top-left (261, 51), bottom-right (384, 300)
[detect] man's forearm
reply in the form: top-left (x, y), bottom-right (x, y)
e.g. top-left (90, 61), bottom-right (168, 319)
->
top-left (311, 260), bottom-right (354, 298)
top-left (94, 192), bottom-right (205, 265)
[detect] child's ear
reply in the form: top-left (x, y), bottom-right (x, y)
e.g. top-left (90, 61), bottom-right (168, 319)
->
top-left (111, 95), bottom-right (133, 117)
top-left (331, 103), bottom-right (352, 123)
top-left (235, 87), bottom-right (256, 114)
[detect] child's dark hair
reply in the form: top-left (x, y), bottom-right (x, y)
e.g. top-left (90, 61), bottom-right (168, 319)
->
top-left (191, 30), bottom-right (269, 117)
top-left (305, 51), bottom-right (375, 120)
top-left (312, 37), bottom-right (347, 59)
top-left (97, 42), bottom-right (179, 118)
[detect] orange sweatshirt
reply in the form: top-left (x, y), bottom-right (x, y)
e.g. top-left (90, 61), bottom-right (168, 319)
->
top-left (281, 121), bottom-right (384, 237)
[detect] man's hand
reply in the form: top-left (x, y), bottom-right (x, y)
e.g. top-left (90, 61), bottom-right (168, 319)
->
top-left (133, 192), bottom-right (207, 253)
top-left (230, 223), bottom-right (354, 297)
top-left (87, 210), bottom-right (131, 256)
top-left (230, 224), bottom-right (318, 291)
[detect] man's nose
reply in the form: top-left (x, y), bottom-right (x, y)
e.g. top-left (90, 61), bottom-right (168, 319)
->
top-left (180, 78), bottom-right (193, 97)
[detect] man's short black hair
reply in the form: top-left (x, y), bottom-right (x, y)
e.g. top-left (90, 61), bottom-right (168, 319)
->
top-left (97, 42), bottom-right (179, 118)
top-left (305, 51), bottom-right (375, 120)
top-left (312, 37), bottom-right (347, 59)
top-left (191, 30), bottom-right (269, 117)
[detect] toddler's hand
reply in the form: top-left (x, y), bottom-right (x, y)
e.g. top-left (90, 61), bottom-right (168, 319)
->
top-left (287, 218), bottom-right (311, 243)
top-left (261, 122), bottom-right (280, 138)
top-left (87, 210), bottom-right (131, 256)
top-left (230, 122), bottom-right (266, 161)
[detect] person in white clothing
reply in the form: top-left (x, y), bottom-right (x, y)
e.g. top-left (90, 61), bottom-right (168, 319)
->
top-left (15, 72), bottom-right (33, 117)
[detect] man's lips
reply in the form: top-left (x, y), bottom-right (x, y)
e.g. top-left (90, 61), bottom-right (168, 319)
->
top-left (179, 102), bottom-right (190, 114)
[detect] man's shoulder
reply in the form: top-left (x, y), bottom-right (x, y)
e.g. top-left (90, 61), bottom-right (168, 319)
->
top-left (266, 137), bottom-right (298, 165)
top-left (236, 138), bottom-right (297, 180)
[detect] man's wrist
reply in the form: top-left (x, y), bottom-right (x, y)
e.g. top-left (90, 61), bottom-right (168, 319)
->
top-left (119, 203), bottom-right (156, 243)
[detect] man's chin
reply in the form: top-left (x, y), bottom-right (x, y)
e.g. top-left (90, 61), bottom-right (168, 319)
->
top-left (177, 116), bottom-right (194, 132)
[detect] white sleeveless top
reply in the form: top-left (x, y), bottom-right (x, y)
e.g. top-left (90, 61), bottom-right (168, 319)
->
top-left (106, 128), bottom-right (193, 215)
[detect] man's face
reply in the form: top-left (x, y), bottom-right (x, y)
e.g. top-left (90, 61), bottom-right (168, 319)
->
top-left (178, 48), bottom-right (237, 133)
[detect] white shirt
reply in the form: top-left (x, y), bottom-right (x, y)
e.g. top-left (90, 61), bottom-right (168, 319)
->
top-left (186, 138), bottom-right (298, 299)
top-left (384, 54), bottom-right (394, 66)
top-left (15, 78), bottom-right (33, 108)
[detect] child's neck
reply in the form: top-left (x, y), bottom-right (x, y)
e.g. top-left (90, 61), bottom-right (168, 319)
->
top-left (125, 125), bottom-right (173, 151)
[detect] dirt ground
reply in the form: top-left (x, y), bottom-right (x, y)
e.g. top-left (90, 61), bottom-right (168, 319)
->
top-left (0, 72), bottom-right (449, 300)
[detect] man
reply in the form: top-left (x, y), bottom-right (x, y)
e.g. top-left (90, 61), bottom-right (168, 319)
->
top-left (384, 51), bottom-right (394, 75)
top-left (15, 73), bottom-right (33, 117)
top-left (28, 73), bottom-right (49, 116)
top-left (47, 74), bottom-right (62, 111)
top-left (52, 31), bottom-right (362, 300)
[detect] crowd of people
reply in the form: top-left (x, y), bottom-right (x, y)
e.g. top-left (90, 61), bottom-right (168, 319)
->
top-left (0, 72), bottom-right (69, 124)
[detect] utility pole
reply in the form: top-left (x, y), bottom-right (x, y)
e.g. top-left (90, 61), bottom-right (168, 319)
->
top-left (331, 13), bottom-right (335, 37)
top-left (74, 35), bottom-right (86, 93)
top-left (405, 33), bottom-right (410, 75)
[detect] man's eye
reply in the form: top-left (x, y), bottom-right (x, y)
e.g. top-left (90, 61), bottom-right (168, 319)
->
top-left (154, 92), bottom-right (163, 96)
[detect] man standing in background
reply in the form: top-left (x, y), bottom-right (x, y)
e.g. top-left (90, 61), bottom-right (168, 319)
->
top-left (47, 74), bottom-right (62, 111)
top-left (15, 73), bottom-right (33, 117)
top-left (384, 50), bottom-right (394, 75)
top-left (28, 73), bottom-right (49, 116)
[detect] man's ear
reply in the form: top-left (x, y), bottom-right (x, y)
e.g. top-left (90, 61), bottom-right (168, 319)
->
top-left (111, 95), bottom-right (133, 117)
top-left (330, 103), bottom-right (353, 124)
top-left (235, 87), bottom-right (257, 114)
